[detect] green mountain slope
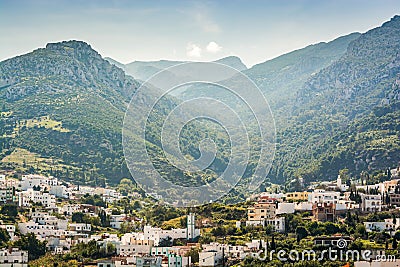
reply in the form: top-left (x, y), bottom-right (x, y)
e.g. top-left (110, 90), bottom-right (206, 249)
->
top-left (269, 16), bottom-right (400, 186)
top-left (1, 16), bottom-right (399, 195)
top-left (245, 32), bottom-right (361, 126)
top-left (0, 41), bottom-right (139, 185)
top-left (0, 41), bottom-right (229, 191)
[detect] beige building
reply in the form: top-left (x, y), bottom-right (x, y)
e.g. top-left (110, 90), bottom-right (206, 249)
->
top-left (285, 191), bottom-right (309, 202)
top-left (247, 196), bottom-right (277, 223)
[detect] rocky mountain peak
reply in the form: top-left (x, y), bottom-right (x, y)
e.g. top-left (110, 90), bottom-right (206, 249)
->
top-left (382, 15), bottom-right (400, 28)
top-left (45, 40), bottom-right (102, 61)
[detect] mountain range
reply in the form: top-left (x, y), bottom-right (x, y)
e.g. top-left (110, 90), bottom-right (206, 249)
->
top-left (0, 15), bottom-right (399, 195)
top-left (105, 56), bottom-right (247, 82)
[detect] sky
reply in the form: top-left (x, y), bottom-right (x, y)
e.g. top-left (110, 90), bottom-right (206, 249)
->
top-left (0, 0), bottom-right (399, 67)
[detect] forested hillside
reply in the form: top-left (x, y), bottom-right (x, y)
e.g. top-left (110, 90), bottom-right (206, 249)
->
top-left (266, 16), bottom-right (400, 187)
top-left (1, 16), bottom-right (399, 195)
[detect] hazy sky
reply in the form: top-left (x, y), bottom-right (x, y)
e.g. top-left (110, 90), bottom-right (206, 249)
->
top-left (0, 0), bottom-right (399, 67)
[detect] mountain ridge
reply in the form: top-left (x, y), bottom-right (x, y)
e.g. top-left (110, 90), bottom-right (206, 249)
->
top-left (106, 55), bottom-right (247, 82)
top-left (1, 16), bottom-right (399, 194)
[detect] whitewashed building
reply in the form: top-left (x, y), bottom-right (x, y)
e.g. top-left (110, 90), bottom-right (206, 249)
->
top-left (49, 185), bottom-right (69, 198)
top-left (143, 214), bottom-right (200, 246)
top-left (360, 194), bottom-right (382, 213)
top-left (308, 190), bottom-right (341, 204)
top-left (20, 174), bottom-right (57, 191)
top-left (0, 248), bottom-right (28, 266)
top-left (110, 214), bottom-right (126, 229)
top-left (69, 223), bottom-right (91, 232)
top-left (199, 251), bottom-right (223, 267)
top-left (276, 203), bottom-right (295, 214)
top-left (168, 254), bottom-right (191, 267)
top-left (265, 217), bottom-right (285, 232)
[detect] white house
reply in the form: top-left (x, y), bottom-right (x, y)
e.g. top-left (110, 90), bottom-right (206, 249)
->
top-left (0, 248), bottom-right (28, 266)
top-left (143, 214), bottom-right (200, 246)
top-left (94, 188), bottom-right (121, 203)
top-left (116, 243), bottom-right (151, 256)
top-left (49, 185), bottom-right (69, 198)
top-left (360, 194), bottom-right (382, 213)
top-left (199, 251), bottom-right (223, 267)
top-left (136, 256), bottom-right (162, 267)
top-left (336, 175), bottom-right (349, 192)
top-left (110, 214), bottom-right (126, 229)
top-left (168, 254), bottom-right (191, 267)
top-left (0, 187), bottom-right (14, 203)
top-left (69, 223), bottom-right (91, 232)
top-left (265, 217), bottom-right (285, 233)
top-left (258, 192), bottom-right (286, 200)
top-left (308, 190), bottom-right (341, 204)
top-left (18, 189), bottom-right (56, 208)
top-left (364, 222), bottom-right (389, 233)
top-left (59, 204), bottom-right (80, 216)
top-left (202, 242), bottom-right (247, 260)
top-left (18, 221), bottom-right (62, 238)
top-left (364, 218), bottom-right (400, 234)
top-left (150, 246), bottom-right (180, 257)
top-left (20, 174), bottom-right (57, 191)
top-left (294, 202), bottom-right (313, 211)
top-left (276, 203), bottom-right (295, 215)
top-left (30, 212), bottom-right (68, 229)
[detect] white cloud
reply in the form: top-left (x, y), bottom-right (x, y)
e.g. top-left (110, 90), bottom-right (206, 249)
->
top-left (186, 43), bottom-right (202, 58)
top-left (206, 41), bottom-right (222, 53)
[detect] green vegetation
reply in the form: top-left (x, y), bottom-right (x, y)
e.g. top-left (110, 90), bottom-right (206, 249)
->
top-left (1, 16), bottom-right (400, 201)
top-left (13, 233), bottom-right (47, 261)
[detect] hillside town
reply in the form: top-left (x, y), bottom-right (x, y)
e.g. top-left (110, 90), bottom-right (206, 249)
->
top-left (0, 168), bottom-right (400, 266)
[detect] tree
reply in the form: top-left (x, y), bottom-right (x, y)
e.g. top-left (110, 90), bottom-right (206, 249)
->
top-left (71, 240), bottom-right (101, 259)
top-left (71, 212), bottom-right (84, 223)
top-left (98, 210), bottom-right (109, 227)
top-left (296, 226), bottom-right (309, 242)
top-left (0, 228), bottom-right (10, 247)
top-left (265, 224), bottom-right (274, 235)
top-left (386, 192), bottom-right (391, 205)
top-left (111, 209), bottom-right (121, 215)
top-left (133, 200), bottom-right (142, 211)
top-left (1, 204), bottom-right (18, 218)
top-left (355, 224), bottom-right (367, 239)
top-left (393, 238), bottom-right (398, 250)
top-left (158, 236), bottom-right (173, 247)
top-left (324, 222), bottom-right (340, 235)
top-left (345, 211), bottom-right (354, 227)
top-left (211, 226), bottom-right (226, 237)
top-left (13, 233), bottom-right (46, 260)
top-left (394, 231), bottom-right (400, 241)
top-left (185, 248), bottom-right (200, 263)
top-left (120, 221), bottom-right (135, 234)
top-left (270, 235), bottom-right (276, 250)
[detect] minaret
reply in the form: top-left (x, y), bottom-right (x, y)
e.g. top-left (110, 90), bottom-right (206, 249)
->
top-left (337, 174), bottom-right (342, 188)
top-left (187, 213), bottom-right (195, 240)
